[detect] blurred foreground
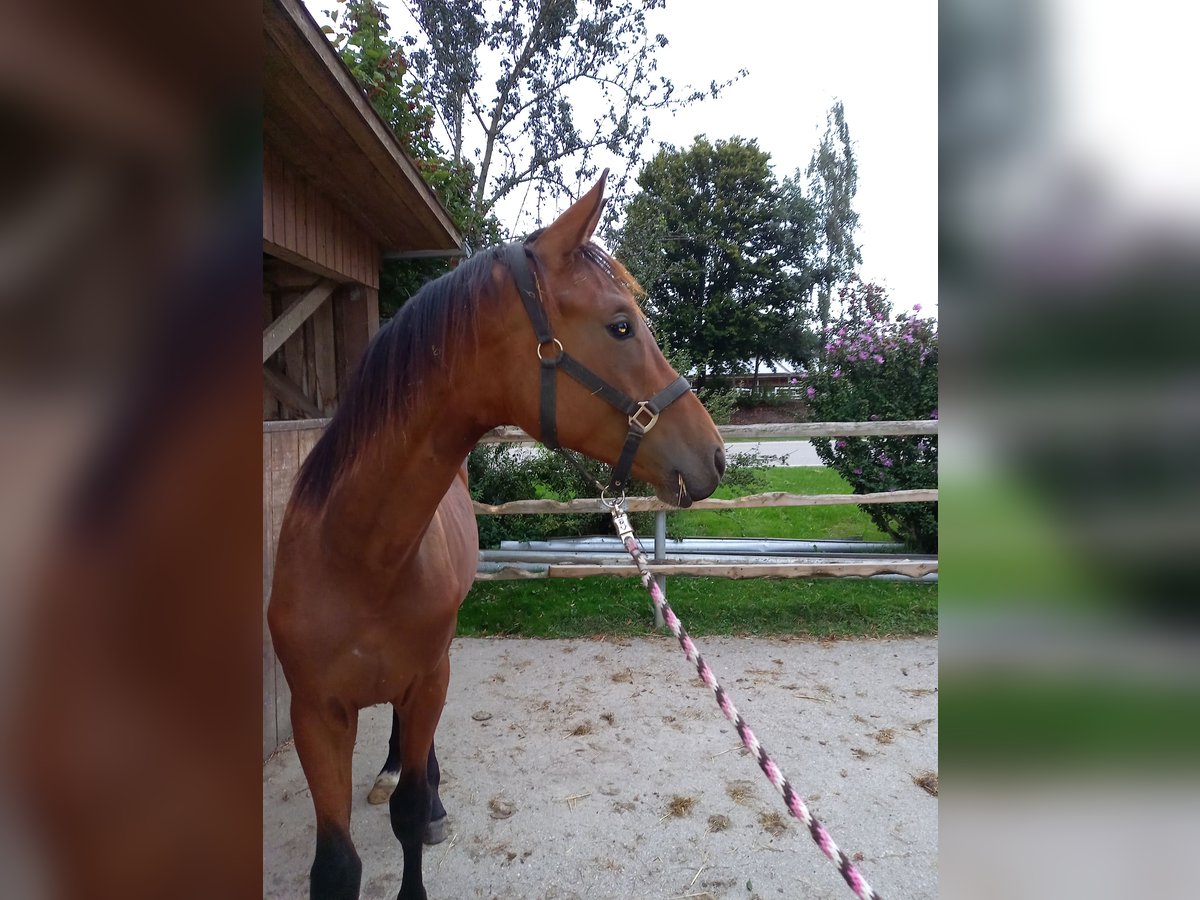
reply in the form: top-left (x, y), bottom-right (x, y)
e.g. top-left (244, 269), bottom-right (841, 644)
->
top-left (0, 2), bottom-right (262, 897)
top-left (942, 0), bottom-right (1200, 895)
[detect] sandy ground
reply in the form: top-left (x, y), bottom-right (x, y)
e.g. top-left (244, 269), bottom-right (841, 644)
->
top-left (263, 636), bottom-right (937, 899)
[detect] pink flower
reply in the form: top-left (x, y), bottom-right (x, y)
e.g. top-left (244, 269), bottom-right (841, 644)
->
top-left (852, 466), bottom-right (862, 475)
top-left (789, 377), bottom-right (797, 384)
top-left (930, 408), bottom-right (938, 419)
top-left (903, 333), bottom-right (914, 343)
top-left (835, 439), bottom-right (847, 449)
top-left (859, 350), bottom-right (869, 360)
top-left (913, 303), bottom-right (922, 312)
top-left (805, 386), bottom-right (816, 399)
top-left (832, 367), bottom-right (842, 379)
top-left (874, 354), bottom-right (885, 364)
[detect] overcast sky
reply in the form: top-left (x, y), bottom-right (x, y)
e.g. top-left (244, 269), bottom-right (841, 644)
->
top-left (628, 0), bottom-right (939, 315)
top-left (310, 1), bottom-right (938, 314)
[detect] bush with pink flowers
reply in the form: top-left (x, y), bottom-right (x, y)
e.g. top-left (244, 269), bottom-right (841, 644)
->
top-left (803, 281), bottom-right (938, 551)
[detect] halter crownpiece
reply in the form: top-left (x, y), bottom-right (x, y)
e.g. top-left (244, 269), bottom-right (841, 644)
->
top-left (505, 242), bottom-right (692, 495)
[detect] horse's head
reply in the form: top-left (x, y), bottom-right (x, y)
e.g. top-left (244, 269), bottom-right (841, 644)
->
top-left (502, 171), bottom-right (725, 507)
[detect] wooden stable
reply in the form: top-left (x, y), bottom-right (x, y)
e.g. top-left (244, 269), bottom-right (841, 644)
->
top-left (261, 0), bottom-right (461, 420)
top-left (262, 0), bottom-right (463, 756)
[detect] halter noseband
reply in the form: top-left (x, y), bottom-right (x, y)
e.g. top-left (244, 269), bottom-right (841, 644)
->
top-left (505, 242), bottom-right (692, 497)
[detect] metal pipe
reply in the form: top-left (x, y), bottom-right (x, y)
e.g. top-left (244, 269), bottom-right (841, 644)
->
top-left (499, 537), bottom-right (906, 555)
top-left (482, 551), bottom-right (928, 564)
top-left (479, 550), bottom-right (934, 567)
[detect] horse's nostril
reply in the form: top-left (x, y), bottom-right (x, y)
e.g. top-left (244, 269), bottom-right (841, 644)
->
top-left (714, 445), bottom-right (726, 478)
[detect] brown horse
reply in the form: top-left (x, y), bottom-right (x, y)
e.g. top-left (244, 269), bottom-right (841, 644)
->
top-left (267, 173), bottom-right (725, 900)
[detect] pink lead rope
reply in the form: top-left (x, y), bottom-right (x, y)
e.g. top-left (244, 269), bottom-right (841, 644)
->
top-left (609, 504), bottom-right (883, 900)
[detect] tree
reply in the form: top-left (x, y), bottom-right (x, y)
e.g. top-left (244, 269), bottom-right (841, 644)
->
top-left (804, 285), bottom-right (937, 551)
top-left (400, 0), bottom-right (744, 228)
top-left (324, 0), bottom-right (502, 313)
top-left (615, 136), bottom-right (811, 385)
top-left (804, 100), bottom-right (861, 332)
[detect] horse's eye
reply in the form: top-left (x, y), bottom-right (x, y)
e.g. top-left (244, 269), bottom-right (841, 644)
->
top-left (608, 320), bottom-right (634, 340)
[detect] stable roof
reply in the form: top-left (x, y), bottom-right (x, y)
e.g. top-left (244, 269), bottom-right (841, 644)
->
top-left (263, 0), bottom-right (462, 255)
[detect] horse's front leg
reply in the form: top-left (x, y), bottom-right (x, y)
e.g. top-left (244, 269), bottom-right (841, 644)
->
top-left (291, 698), bottom-right (361, 900)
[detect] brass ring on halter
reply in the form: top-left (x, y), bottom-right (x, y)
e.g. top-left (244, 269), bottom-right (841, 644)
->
top-left (536, 338), bottom-right (564, 363)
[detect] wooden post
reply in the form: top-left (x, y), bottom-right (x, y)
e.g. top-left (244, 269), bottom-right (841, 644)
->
top-left (333, 283), bottom-right (373, 387)
top-left (311, 297), bottom-right (337, 412)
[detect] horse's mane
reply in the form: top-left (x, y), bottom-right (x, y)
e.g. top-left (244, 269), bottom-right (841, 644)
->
top-left (291, 246), bottom-right (504, 508)
top-left (291, 239), bottom-right (638, 509)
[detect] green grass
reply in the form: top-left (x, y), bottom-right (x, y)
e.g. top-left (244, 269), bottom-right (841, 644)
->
top-left (459, 576), bottom-right (937, 639)
top-left (671, 467), bottom-right (893, 542)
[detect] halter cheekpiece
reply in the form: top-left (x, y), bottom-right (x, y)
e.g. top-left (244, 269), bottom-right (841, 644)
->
top-left (504, 242), bottom-right (692, 497)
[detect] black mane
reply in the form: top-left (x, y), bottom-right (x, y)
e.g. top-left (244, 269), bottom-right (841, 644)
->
top-left (291, 246), bottom-right (505, 508)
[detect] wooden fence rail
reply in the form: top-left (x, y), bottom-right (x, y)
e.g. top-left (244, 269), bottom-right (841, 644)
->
top-left (478, 419), bottom-right (938, 444)
top-left (473, 488), bottom-right (937, 516)
top-left (477, 559), bottom-right (938, 582)
top-left (262, 418), bottom-right (939, 440)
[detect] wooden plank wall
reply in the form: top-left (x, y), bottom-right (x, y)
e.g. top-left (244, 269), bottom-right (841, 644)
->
top-left (262, 420), bottom-right (326, 758)
top-left (263, 142), bottom-right (381, 289)
top-left (263, 281), bottom-right (377, 420)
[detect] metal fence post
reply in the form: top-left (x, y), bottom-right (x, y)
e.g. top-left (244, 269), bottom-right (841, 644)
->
top-left (653, 509), bottom-right (666, 628)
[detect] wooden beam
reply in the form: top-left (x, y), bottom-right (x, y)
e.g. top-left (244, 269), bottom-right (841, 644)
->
top-left (262, 279), bottom-right (334, 362)
top-left (479, 420), bottom-right (939, 444)
top-left (263, 256), bottom-right (324, 291)
top-left (263, 364), bottom-right (321, 418)
top-left (472, 489), bottom-right (938, 516)
top-left (263, 418), bottom-right (329, 434)
top-left (719, 421), bottom-right (938, 439)
top-left (263, 239), bottom-right (357, 288)
top-left (259, 419), bottom-right (938, 443)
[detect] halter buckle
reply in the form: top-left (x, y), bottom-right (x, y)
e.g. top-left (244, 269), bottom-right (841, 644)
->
top-left (536, 338), bottom-right (564, 363)
top-left (629, 401), bottom-right (659, 434)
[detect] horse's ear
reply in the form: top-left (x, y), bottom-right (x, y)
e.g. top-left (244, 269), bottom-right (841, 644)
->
top-left (533, 169), bottom-right (609, 262)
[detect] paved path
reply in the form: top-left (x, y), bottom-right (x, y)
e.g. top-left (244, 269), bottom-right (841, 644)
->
top-left (263, 636), bottom-right (937, 899)
top-left (725, 439), bottom-right (825, 467)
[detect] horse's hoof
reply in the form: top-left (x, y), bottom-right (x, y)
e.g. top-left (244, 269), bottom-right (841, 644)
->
top-left (423, 816), bottom-right (448, 845)
top-left (367, 772), bottom-right (398, 805)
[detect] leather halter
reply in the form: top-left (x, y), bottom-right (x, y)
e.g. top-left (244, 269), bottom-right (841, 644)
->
top-left (505, 242), bottom-right (692, 496)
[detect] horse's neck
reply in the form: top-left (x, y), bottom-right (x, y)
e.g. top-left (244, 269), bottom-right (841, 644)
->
top-left (322, 386), bottom-right (490, 569)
